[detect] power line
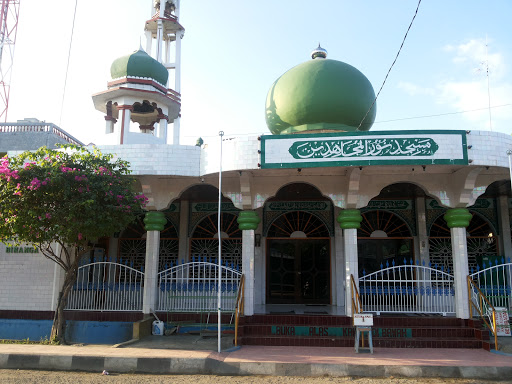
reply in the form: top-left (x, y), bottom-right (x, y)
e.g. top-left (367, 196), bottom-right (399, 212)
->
top-left (358, 0), bottom-right (422, 130)
top-left (58, 0), bottom-right (78, 127)
top-left (182, 102), bottom-right (512, 139)
top-left (374, 103), bottom-right (512, 124)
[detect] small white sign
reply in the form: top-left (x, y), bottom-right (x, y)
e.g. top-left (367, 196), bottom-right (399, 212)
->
top-left (354, 313), bottom-right (374, 327)
top-left (495, 307), bottom-right (511, 337)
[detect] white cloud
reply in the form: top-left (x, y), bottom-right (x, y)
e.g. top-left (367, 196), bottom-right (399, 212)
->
top-left (397, 81), bottom-right (435, 96)
top-left (401, 39), bottom-right (512, 132)
top-left (437, 39), bottom-right (512, 131)
top-left (444, 38), bottom-right (505, 79)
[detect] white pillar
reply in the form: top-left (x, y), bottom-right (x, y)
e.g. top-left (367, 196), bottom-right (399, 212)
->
top-left (157, 114), bottom-right (168, 141)
top-left (117, 105), bottom-right (132, 145)
top-left (156, 19), bottom-right (164, 62)
top-left (450, 226), bottom-right (470, 319)
top-left (344, 228), bottom-right (358, 316)
top-left (334, 218), bottom-right (345, 311)
top-left (416, 197), bottom-right (430, 265)
top-left (145, 30), bottom-right (152, 55)
top-left (172, 29), bottom-right (183, 146)
top-left (143, 230), bottom-right (160, 314)
top-left (178, 200), bottom-right (189, 262)
top-left (104, 116), bottom-right (116, 134)
top-left (242, 230), bottom-right (255, 316)
top-left (498, 195), bottom-right (512, 259)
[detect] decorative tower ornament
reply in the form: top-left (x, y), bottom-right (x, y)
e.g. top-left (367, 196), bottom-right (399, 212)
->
top-left (145, 0), bottom-right (185, 145)
top-left (92, 0), bottom-right (184, 145)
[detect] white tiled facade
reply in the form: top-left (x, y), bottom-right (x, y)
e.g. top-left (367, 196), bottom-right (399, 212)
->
top-left (3, 129), bottom-right (512, 319)
top-left (0, 244), bottom-right (59, 311)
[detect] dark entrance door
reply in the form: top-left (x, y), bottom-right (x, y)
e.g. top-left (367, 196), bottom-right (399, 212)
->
top-left (267, 239), bottom-right (330, 304)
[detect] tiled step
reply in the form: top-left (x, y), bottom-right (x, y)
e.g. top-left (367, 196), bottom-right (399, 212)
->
top-left (242, 324), bottom-right (479, 339)
top-left (239, 314), bottom-right (490, 349)
top-left (241, 335), bottom-right (485, 349)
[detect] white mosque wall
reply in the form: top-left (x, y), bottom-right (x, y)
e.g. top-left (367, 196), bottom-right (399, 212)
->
top-left (97, 144), bottom-right (201, 176)
top-left (0, 243), bottom-right (59, 311)
top-left (467, 131), bottom-right (512, 167)
top-left (121, 132), bottom-right (166, 145)
top-left (200, 135), bottom-right (261, 176)
top-left (92, 130), bottom-right (512, 178)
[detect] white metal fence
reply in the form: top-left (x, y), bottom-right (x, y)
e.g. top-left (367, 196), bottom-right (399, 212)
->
top-left (157, 259), bottom-right (242, 313)
top-left (359, 259), bottom-right (455, 315)
top-left (470, 258), bottom-right (511, 314)
top-left (67, 259), bottom-right (144, 311)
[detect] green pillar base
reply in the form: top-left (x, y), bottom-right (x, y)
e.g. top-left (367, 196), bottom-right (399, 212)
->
top-left (337, 209), bottom-right (362, 230)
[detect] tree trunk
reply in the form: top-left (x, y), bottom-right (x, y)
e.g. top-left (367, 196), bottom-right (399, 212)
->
top-left (50, 267), bottom-right (77, 344)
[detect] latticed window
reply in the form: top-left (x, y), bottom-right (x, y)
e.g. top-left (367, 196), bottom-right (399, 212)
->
top-left (190, 212), bottom-right (242, 268)
top-left (358, 210), bottom-right (412, 238)
top-left (429, 213), bottom-right (497, 273)
top-left (267, 211), bottom-right (330, 238)
top-left (119, 213), bottom-right (179, 273)
top-left (357, 210), bottom-right (413, 276)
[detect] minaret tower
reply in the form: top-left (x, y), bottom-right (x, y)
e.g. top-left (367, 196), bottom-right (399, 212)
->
top-left (145, 0), bottom-right (184, 145)
top-left (91, 0), bottom-right (184, 146)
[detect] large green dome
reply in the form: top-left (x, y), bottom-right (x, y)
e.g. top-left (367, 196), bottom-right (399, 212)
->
top-left (110, 49), bottom-right (169, 86)
top-left (265, 54), bottom-right (376, 135)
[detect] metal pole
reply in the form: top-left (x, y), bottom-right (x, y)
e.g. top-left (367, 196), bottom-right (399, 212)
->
top-left (507, 150), bottom-right (512, 192)
top-left (217, 131), bottom-right (224, 353)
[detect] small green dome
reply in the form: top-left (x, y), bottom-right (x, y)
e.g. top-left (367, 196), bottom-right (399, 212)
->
top-left (265, 56), bottom-right (376, 135)
top-left (110, 49), bottom-right (168, 86)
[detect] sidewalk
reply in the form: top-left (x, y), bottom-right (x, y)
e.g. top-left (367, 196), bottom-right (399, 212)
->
top-left (0, 335), bottom-right (511, 380)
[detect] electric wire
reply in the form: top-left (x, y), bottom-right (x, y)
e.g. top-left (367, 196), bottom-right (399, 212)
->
top-left (373, 103), bottom-right (512, 124)
top-left (182, 102), bottom-right (512, 139)
top-left (58, 0), bottom-right (78, 127)
top-left (357, 0), bottom-right (422, 130)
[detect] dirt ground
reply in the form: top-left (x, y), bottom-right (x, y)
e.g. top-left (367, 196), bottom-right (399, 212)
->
top-left (1, 370), bottom-right (511, 384)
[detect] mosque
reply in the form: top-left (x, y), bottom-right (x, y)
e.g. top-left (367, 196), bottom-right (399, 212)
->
top-left (1, 0), bottom-right (511, 347)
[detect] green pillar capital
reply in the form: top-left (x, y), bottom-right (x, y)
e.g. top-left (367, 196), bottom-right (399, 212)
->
top-left (443, 208), bottom-right (472, 228)
top-left (144, 211), bottom-right (166, 231)
top-left (237, 210), bottom-right (260, 231)
top-left (337, 209), bottom-right (362, 230)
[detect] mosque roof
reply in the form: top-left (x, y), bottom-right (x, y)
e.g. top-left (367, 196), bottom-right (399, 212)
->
top-left (265, 46), bottom-right (376, 135)
top-left (110, 48), bottom-right (169, 86)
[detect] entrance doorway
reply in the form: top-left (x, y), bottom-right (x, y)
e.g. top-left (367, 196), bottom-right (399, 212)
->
top-left (267, 239), bottom-right (330, 304)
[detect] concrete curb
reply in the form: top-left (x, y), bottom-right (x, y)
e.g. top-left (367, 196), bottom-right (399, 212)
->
top-left (1, 353), bottom-right (512, 379)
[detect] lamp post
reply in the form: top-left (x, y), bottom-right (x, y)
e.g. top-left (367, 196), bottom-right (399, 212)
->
top-left (217, 131), bottom-right (224, 353)
top-left (507, 150), bottom-right (512, 192)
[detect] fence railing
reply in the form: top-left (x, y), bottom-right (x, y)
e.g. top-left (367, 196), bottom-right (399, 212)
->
top-left (157, 259), bottom-right (242, 313)
top-left (468, 276), bottom-right (498, 349)
top-left (359, 259), bottom-right (455, 315)
top-left (67, 259), bottom-right (144, 311)
top-left (351, 274), bottom-right (362, 317)
top-left (234, 274), bottom-right (245, 347)
top-left (469, 259), bottom-right (511, 314)
top-left (0, 122), bottom-right (84, 146)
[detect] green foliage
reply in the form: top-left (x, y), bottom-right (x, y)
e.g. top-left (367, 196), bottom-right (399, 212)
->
top-left (0, 145), bottom-right (147, 249)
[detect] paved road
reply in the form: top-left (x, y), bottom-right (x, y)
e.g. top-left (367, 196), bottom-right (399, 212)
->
top-left (1, 370), bottom-right (511, 384)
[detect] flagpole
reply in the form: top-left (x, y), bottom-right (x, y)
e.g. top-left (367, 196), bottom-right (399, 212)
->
top-left (217, 131), bottom-right (224, 353)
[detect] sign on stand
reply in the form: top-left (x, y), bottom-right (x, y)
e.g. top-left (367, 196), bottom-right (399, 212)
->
top-left (354, 313), bottom-right (374, 354)
top-left (495, 308), bottom-right (511, 336)
top-left (354, 313), bottom-right (374, 327)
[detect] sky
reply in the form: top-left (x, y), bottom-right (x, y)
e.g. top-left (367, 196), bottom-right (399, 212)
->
top-left (5, 0), bottom-right (512, 146)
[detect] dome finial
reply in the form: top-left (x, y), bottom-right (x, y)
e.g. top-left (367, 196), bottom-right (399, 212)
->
top-left (311, 44), bottom-right (327, 59)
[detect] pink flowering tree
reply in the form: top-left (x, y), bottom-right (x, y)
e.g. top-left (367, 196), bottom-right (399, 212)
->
top-left (0, 145), bottom-right (147, 343)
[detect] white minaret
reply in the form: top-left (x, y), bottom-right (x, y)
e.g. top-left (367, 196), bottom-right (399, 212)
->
top-left (145, 0), bottom-right (184, 145)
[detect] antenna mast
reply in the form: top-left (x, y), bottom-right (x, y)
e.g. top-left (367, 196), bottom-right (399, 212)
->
top-left (0, 0), bottom-right (20, 122)
top-left (485, 36), bottom-right (492, 132)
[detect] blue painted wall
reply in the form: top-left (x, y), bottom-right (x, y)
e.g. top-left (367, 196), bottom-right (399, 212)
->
top-left (0, 319), bottom-right (132, 344)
